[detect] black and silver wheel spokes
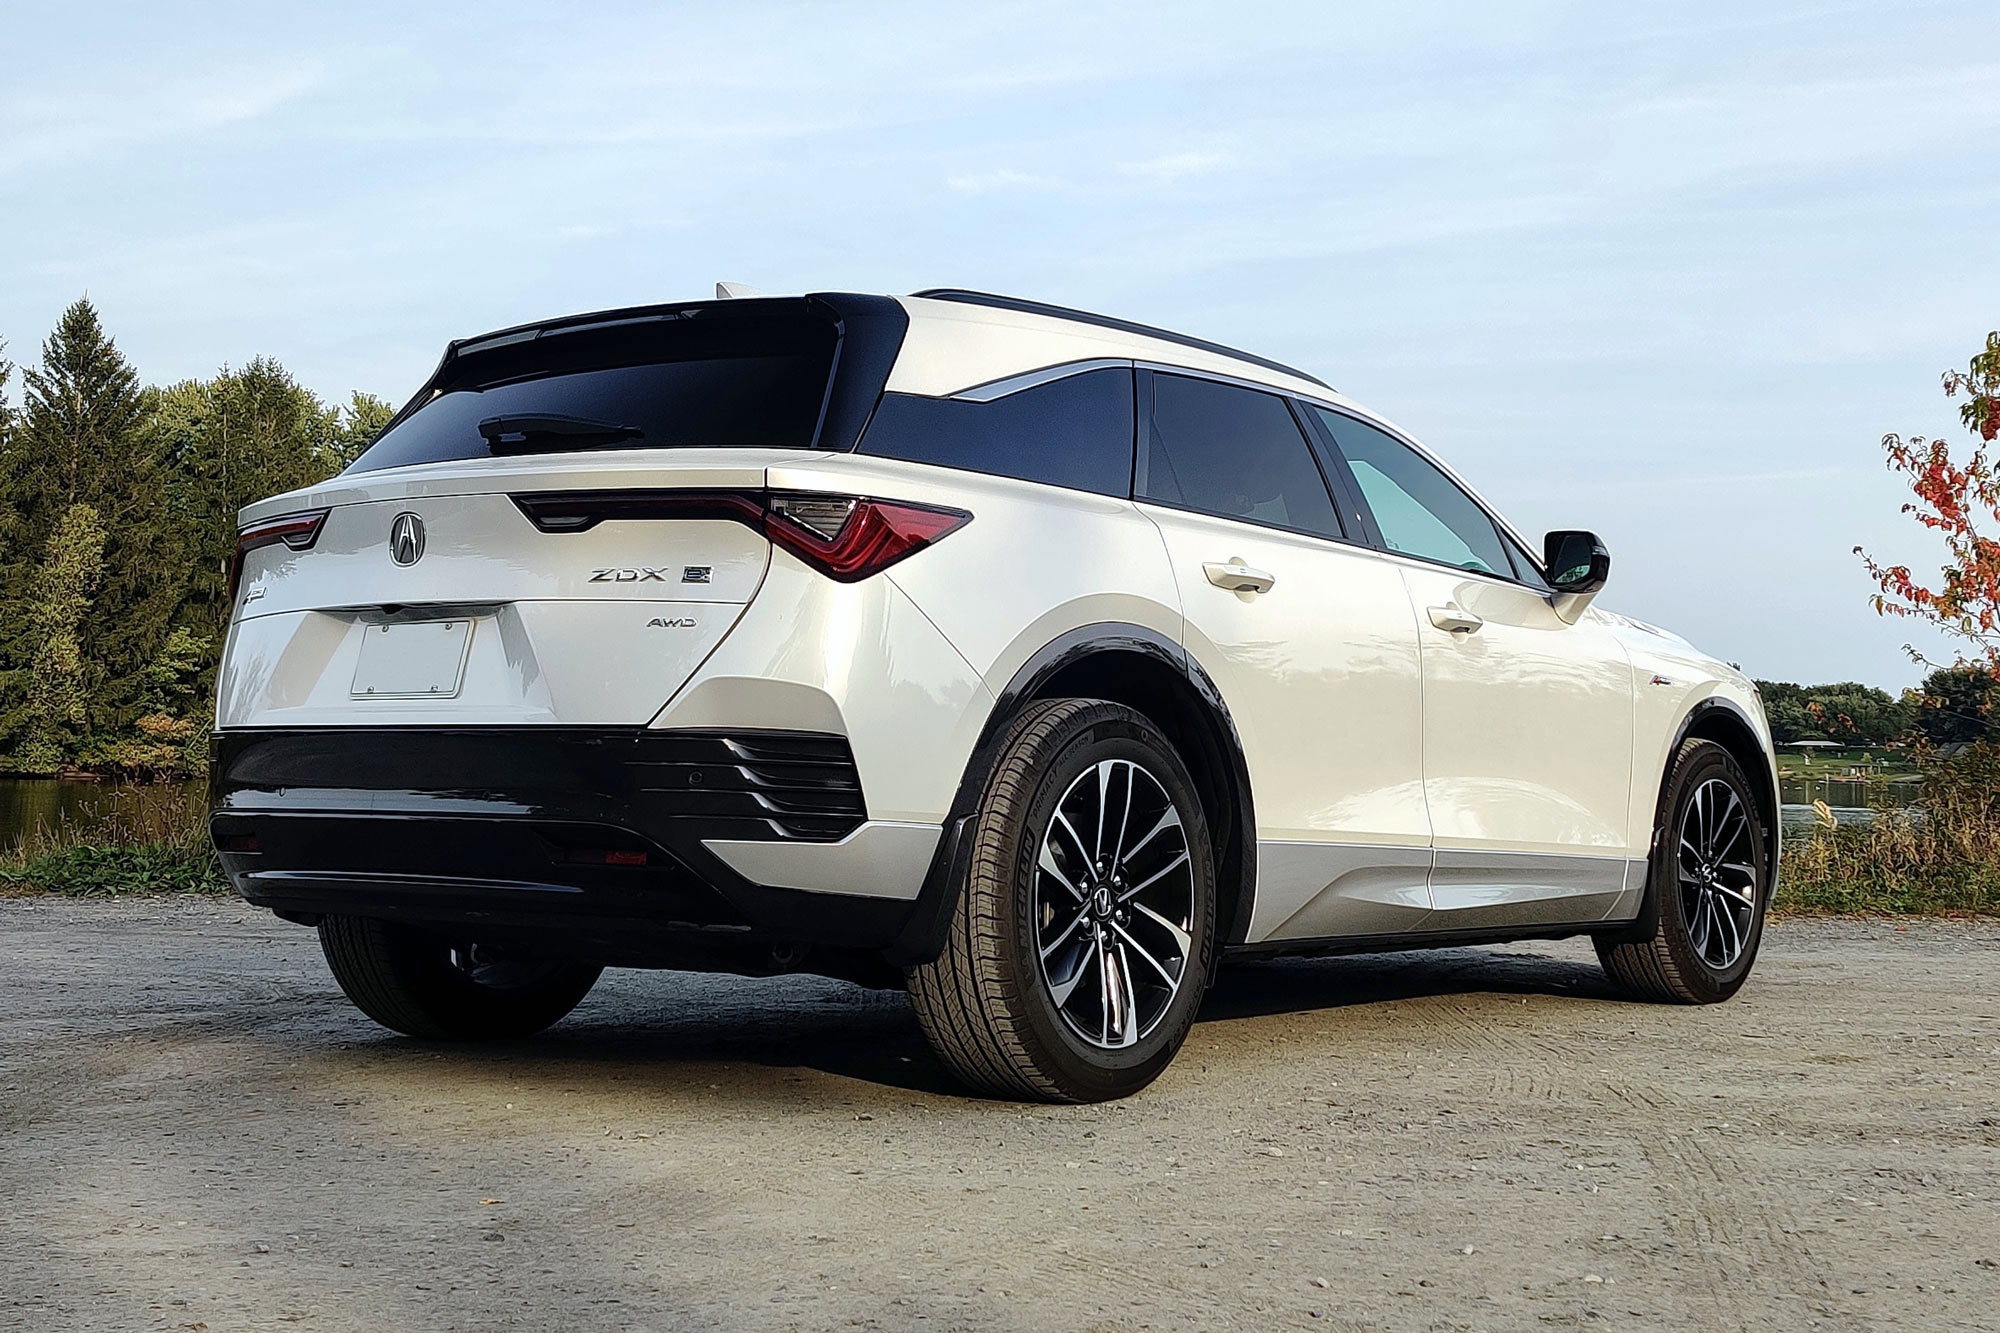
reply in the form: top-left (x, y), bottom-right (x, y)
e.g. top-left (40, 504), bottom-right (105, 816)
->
top-left (1034, 758), bottom-right (1194, 1049)
top-left (1676, 777), bottom-right (1758, 969)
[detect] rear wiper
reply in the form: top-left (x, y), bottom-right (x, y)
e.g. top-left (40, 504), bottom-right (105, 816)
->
top-left (477, 414), bottom-right (645, 451)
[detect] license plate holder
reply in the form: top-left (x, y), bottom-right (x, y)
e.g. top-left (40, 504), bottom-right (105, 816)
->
top-left (351, 620), bottom-right (473, 699)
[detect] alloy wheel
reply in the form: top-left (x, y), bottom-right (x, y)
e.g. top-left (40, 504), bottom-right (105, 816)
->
top-left (1676, 777), bottom-right (1759, 969)
top-left (1033, 758), bottom-right (1196, 1049)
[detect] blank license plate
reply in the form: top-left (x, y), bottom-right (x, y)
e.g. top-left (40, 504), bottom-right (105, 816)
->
top-left (351, 620), bottom-right (473, 698)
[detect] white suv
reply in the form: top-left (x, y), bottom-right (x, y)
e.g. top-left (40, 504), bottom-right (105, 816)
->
top-left (212, 288), bottom-right (1778, 1101)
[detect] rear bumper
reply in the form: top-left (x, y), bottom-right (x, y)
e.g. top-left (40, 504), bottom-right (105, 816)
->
top-left (209, 728), bottom-right (945, 971)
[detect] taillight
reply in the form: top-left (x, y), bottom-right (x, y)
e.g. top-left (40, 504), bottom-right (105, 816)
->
top-left (229, 510), bottom-right (327, 600)
top-left (511, 490), bottom-right (971, 583)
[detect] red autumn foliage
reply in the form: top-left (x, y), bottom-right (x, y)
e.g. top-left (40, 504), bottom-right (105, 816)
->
top-left (1858, 332), bottom-right (2000, 665)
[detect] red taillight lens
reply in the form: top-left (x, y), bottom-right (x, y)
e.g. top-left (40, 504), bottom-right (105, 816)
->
top-left (511, 490), bottom-right (970, 583)
top-left (228, 510), bottom-right (328, 600)
top-left (764, 496), bottom-right (970, 582)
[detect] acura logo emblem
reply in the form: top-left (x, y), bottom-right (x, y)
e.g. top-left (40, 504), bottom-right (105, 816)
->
top-left (389, 512), bottom-right (426, 566)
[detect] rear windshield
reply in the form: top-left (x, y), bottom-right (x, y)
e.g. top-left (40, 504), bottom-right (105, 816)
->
top-left (346, 312), bottom-right (838, 474)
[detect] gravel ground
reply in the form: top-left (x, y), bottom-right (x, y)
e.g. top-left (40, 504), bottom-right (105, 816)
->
top-left (1, 898), bottom-right (1996, 1332)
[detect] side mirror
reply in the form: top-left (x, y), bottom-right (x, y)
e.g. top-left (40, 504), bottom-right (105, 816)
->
top-left (1543, 529), bottom-right (1610, 624)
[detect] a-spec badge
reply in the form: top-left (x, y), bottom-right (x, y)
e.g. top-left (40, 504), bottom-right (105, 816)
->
top-left (388, 512), bottom-right (426, 566)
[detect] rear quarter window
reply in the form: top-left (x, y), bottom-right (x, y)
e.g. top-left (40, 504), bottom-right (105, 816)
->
top-left (858, 367), bottom-right (1135, 497)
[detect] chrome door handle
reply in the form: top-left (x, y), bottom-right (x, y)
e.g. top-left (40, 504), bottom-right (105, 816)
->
top-left (1428, 604), bottom-right (1483, 634)
top-left (1203, 559), bottom-right (1276, 594)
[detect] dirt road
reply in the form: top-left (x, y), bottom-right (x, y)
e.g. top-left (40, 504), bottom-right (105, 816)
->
top-left (2, 899), bottom-right (1995, 1332)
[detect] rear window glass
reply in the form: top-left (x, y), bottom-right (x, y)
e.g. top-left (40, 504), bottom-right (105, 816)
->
top-left (858, 368), bottom-right (1135, 497)
top-left (347, 314), bottom-right (838, 474)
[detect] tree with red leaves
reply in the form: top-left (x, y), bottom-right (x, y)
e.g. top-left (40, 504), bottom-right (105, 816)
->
top-left (1858, 331), bottom-right (2000, 665)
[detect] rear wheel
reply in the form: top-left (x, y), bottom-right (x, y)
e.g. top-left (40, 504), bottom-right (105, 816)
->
top-left (1596, 737), bottom-right (1770, 1004)
top-left (318, 915), bottom-right (602, 1040)
top-left (907, 699), bottom-right (1217, 1102)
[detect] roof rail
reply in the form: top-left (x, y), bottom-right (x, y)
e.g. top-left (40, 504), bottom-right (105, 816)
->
top-left (909, 288), bottom-right (1332, 391)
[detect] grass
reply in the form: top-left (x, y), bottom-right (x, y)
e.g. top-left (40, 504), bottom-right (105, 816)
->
top-left (0, 782), bottom-right (226, 897)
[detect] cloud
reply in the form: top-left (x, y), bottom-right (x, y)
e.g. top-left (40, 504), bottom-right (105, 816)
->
top-left (0, 65), bottom-right (322, 173)
top-left (945, 168), bottom-right (1061, 195)
top-left (1116, 150), bottom-right (1231, 183)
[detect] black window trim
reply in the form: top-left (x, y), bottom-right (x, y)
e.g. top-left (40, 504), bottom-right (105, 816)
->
top-left (1132, 367), bottom-right (1364, 549)
top-left (1301, 399), bottom-right (1556, 592)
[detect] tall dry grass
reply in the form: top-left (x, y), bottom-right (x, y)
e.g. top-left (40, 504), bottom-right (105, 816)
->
top-left (0, 782), bottom-right (224, 896)
top-left (1778, 743), bottom-right (2000, 914)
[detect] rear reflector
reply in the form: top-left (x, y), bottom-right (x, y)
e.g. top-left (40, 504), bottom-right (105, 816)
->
top-left (511, 490), bottom-right (970, 583)
top-left (229, 510), bottom-right (328, 601)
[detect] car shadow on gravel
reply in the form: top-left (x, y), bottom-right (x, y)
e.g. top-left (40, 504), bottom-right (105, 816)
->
top-left (317, 974), bottom-right (977, 1099)
top-left (1201, 944), bottom-right (1622, 1024)
top-left (286, 945), bottom-right (1624, 1101)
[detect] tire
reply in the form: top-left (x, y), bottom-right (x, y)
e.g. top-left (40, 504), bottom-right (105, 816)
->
top-left (1596, 737), bottom-right (1770, 1004)
top-left (907, 698), bottom-right (1218, 1102)
top-left (317, 914), bottom-right (603, 1040)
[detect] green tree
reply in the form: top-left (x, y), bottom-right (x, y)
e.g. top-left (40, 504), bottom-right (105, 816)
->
top-left (1909, 664), bottom-right (2000, 746)
top-left (332, 390), bottom-right (394, 470)
top-left (1754, 680), bottom-right (1914, 746)
top-left (0, 336), bottom-right (15, 442)
top-left (0, 300), bottom-right (183, 757)
top-left (151, 360), bottom-right (376, 721)
top-left (0, 300), bottom-right (386, 776)
top-left (13, 504), bottom-right (106, 773)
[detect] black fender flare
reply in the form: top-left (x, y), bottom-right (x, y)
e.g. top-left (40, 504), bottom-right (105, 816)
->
top-left (1605, 694), bottom-right (1780, 943)
top-left (883, 622), bottom-right (1258, 965)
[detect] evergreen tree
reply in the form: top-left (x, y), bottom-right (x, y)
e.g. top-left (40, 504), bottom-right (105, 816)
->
top-left (13, 504), bottom-right (105, 773)
top-left (333, 390), bottom-right (395, 470)
top-left (152, 360), bottom-right (377, 719)
top-left (0, 300), bottom-right (387, 776)
top-left (158, 359), bottom-right (350, 632)
top-left (0, 336), bottom-right (15, 443)
top-left (0, 299), bottom-right (183, 758)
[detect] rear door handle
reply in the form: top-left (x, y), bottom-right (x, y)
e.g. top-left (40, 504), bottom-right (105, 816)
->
top-left (1203, 559), bottom-right (1276, 594)
top-left (1428, 604), bottom-right (1483, 634)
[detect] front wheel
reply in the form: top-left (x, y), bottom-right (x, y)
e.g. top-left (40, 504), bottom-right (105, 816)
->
top-left (1597, 737), bottom-right (1771, 1004)
top-left (907, 699), bottom-right (1217, 1102)
top-left (318, 915), bottom-right (602, 1040)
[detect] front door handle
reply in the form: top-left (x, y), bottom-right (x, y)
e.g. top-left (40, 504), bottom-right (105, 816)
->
top-left (1203, 559), bottom-right (1276, 594)
top-left (1428, 604), bottom-right (1483, 634)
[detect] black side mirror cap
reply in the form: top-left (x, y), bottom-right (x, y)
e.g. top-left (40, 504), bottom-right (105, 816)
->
top-left (1543, 529), bottom-right (1610, 595)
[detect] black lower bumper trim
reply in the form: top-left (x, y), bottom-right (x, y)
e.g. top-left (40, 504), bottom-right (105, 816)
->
top-left (210, 728), bottom-right (913, 973)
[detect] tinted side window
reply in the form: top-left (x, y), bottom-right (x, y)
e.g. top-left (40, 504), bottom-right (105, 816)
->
top-left (1140, 374), bottom-right (1341, 538)
top-left (1311, 408), bottom-right (1513, 577)
top-left (858, 368), bottom-right (1134, 497)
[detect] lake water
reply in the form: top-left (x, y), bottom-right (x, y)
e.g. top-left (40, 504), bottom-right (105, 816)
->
top-left (0, 778), bottom-right (205, 851)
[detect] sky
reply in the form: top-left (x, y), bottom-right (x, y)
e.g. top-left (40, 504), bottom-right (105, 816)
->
top-left (4, 0), bottom-right (1997, 689)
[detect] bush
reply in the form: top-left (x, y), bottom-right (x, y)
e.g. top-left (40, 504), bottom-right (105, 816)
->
top-left (0, 842), bottom-right (225, 896)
